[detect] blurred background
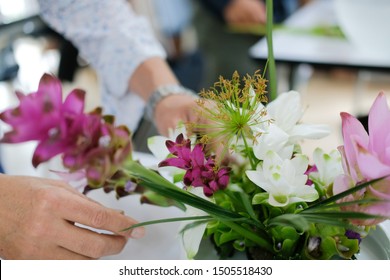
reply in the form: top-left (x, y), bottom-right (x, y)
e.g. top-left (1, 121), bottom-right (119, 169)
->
top-left (1, 0), bottom-right (390, 177)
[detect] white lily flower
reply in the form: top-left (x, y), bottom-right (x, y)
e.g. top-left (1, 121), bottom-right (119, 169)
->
top-left (309, 147), bottom-right (343, 189)
top-left (267, 91), bottom-right (330, 140)
top-left (253, 124), bottom-right (294, 160)
top-left (252, 91), bottom-right (330, 160)
top-left (246, 150), bottom-right (319, 207)
top-left (180, 187), bottom-right (209, 259)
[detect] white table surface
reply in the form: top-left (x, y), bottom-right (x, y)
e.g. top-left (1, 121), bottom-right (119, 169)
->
top-left (249, 0), bottom-right (390, 69)
top-left (88, 152), bottom-right (187, 260)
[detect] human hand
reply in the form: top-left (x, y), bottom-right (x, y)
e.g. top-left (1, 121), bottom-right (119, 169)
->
top-left (154, 94), bottom-right (231, 162)
top-left (0, 175), bottom-right (144, 259)
top-left (224, 0), bottom-right (266, 25)
top-left (154, 94), bottom-right (200, 137)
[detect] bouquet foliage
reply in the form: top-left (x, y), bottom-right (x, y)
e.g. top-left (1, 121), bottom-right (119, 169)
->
top-left (1, 72), bottom-right (389, 260)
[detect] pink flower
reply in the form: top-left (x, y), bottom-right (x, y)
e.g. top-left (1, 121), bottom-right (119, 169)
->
top-left (0, 73), bottom-right (132, 188)
top-left (0, 74), bottom-right (87, 166)
top-left (159, 134), bottom-right (230, 196)
top-left (334, 92), bottom-right (390, 225)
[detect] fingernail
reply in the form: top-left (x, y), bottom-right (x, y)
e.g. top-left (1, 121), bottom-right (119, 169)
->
top-left (131, 227), bottom-right (145, 239)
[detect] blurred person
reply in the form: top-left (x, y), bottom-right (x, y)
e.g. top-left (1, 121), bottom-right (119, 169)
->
top-left (126, 0), bottom-right (204, 150)
top-left (130, 0), bottom-right (203, 92)
top-left (37, 0), bottom-right (200, 142)
top-left (194, 0), bottom-right (299, 88)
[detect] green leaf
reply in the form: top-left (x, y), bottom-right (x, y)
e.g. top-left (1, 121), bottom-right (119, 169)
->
top-left (236, 191), bottom-right (263, 228)
top-left (222, 221), bottom-right (274, 253)
top-left (140, 190), bottom-right (184, 208)
top-left (180, 220), bottom-right (212, 234)
top-left (126, 161), bottom-right (242, 220)
top-left (299, 211), bottom-right (386, 229)
top-left (173, 172), bottom-right (185, 184)
top-left (268, 214), bottom-right (310, 232)
top-left (302, 211), bottom-right (385, 220)
top-left (252, 192), bottom-right (269, 205)
top-left (306, 176), bottom-right (386, 210)
top-left (233, 239), bottom-right (246, 252)
top-left (220, 229), bottom-right (242, 244)
top-left (265, 0), bottom-right (277, 100)
top-left (126, 161), bottom-right (274, 254)
top-left (122, 215), bottom-right (212, 231)
top-left (304, 198), bottom-right (389, 212)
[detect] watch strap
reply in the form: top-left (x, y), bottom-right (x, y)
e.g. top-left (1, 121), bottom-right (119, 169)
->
top-left (145, 84), bottom-right (198, 121)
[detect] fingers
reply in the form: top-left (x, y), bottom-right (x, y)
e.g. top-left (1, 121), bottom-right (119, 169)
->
top-left (154, 94), bottom-right (199, 136)
top-left (46, 247), bottom-right (94, 260)
top-left (0, 175), bottom-right (141, 260)
top-left (55, 190), bottom-right (145, 239)
top-left (224, 0), bottom-right (266, 25)
top-left (56, 221), bottom-right (128, 258)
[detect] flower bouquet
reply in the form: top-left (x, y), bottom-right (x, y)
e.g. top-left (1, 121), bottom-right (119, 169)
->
top-left (1, 71), bottom-right (389, 260)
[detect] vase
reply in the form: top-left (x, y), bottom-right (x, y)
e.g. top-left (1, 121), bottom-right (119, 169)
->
top-left (355, 224), bottom-right (390, 260)
top-left (194, 225), bottom-right (390, 260)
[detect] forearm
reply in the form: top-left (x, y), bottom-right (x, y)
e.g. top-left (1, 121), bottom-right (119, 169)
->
top-left (129, 57), bottom-right (179, 103)
top-left (38, 0), bottom-right (166, 99)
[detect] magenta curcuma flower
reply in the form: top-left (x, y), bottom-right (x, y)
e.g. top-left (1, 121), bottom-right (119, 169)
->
top-left (0, 74), bottom-right (87, 166)
top-left (159, 134), bottom-right (230, 196)
top-left (0, 73), bottom-right (132, 188)
top-left (334, 92), bottom-right (390, 225)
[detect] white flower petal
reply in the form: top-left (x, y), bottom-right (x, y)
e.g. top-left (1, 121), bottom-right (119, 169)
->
top-left (269, 193), bottom-right (289, 207)
top-left (181, 210), bottom-right (207, 259)
top-left (267, 91), bottom-right (303, 129)
top-left (253, 125), bottom-right (290, 160)
top-left (291, 154), bottom-right (309, 175)
top-left (311, 148), bottom-right (343, 187)
top-left (249, 150), bottom-right (316, 207)
top-left (294, 186), bottom-right (319, 202)
top-left (289, 124), bottom-right (331, 142)
top-left (147, 135), bottom-right (170, 160)
top-left (245, 170), bottom-right (271, 192)
top-left (180, 188), bottom-right (209, 259)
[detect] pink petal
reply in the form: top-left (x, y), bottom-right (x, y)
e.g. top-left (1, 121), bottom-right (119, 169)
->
top-left (340, 112), bottom-right (369, 180)
top-left (333, 174), bottom-right (354, 195)
top-left (191, 144), bottom-right (205, 166)
top-left (356, 144), bottom-right (390, 179)
top-left (63, 89), bottom-right (86, 115)
top-left (37, 73), bottom-right (63, 108)
top-left (159, 157), bottom-right (189, 169)
top-left (368, 92), bottom-right (390, 155)
top-left (33, 139), bottom-right (70, 167)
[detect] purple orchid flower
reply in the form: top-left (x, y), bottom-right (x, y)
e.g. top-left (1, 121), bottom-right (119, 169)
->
top-left (159, 134), bottom-right (230, 196)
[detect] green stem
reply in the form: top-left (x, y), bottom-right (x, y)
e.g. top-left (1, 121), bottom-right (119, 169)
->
top-left (241, 133), bottom-right (256, 170)
top-left (222, 221), bottom-right (274, 254)
top-left (266, 0), bottom-right (277, 101)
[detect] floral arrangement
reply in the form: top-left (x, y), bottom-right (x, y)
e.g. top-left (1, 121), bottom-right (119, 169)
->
top-left (1, 72), bottom-right (389, 260)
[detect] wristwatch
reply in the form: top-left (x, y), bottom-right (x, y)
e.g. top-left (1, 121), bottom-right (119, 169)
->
top-left (145, 84), bottom-right (198, 121)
